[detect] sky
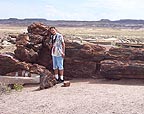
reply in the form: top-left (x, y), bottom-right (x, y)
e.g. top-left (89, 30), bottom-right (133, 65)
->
top-left (0, 0), bottom-right (144, 21)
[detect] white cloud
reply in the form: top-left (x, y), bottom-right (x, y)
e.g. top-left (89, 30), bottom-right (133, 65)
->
top-left (81, 0), bottom-right (144, 20)
top-left (45, 5), bottom-right (88, 20)
top-left (0, 0), bottom-right (144, 20)
top-left (85, 0), bottom-right (144, 9)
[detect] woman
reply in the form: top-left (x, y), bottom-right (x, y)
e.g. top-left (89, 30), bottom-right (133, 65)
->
top-left (49, 27), bottom-right (65, 83)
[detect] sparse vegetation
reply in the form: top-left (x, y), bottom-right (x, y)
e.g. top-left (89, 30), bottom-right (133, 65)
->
top-left (1, 26), bottom-right (144, 53)
top-left (13, 83), bottom-right (23, 91)
top-left (0, 83), bottom-right (23, 95)
top-left (0, 83), bottom-right (11, 95)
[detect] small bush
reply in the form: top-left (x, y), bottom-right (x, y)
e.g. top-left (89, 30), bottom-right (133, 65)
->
top-left (0, 83), bottom-right (24, 95)
top-left (13, 83), bottom-right (23, 91)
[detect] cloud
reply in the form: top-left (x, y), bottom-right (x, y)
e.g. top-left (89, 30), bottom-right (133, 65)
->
top-left (85, 0), bottom-right (144, 9)
top-left (81, 0), bottom-right (144, 20)
top-left (0, 0), bottom-right (144, 20)
top-left (45, 5), bottom-right (86, 20)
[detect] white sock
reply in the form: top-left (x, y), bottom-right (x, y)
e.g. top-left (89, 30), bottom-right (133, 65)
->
top-left (60, 75), bottom-right (64, 80)
top-left (55, 74), bottom-right (59, 80)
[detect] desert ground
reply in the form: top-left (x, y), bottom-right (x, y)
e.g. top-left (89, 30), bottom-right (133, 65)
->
top-left (1, 79), bottom-right (144, 114)
top-left (0, 25), bottom-right (144, 114)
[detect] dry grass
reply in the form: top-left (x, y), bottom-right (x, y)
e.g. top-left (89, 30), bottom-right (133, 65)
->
top-left (58, 27), bottom-right (144, 41)
top-left (0, 26), bottom-right (27, 38)
top-left (0, 25), bottom-right (144, 54)
top-left (0, 25), bottom-right (144, 40)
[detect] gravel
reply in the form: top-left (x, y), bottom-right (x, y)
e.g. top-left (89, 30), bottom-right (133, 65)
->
top-left (0, 78), bottom-right (144, 114)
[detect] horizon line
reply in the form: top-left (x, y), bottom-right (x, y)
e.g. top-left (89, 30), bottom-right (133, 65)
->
top-left (0, 18), bottom-right (144, 22)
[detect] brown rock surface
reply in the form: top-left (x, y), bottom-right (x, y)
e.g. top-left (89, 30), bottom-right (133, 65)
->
top-left (27, 23), bottom-right (50, 36)
top-left (0, 53), bottom-right (56, 88)
top-left (1, 22), bottom-right (144, 82)
top-left (14, 23), bottom-right (106, 78)
top-left (64, 42), bottom-right (106, 78)
top-left (0, 53), bottom-right (29, 75)
top-left (100, 60), bottom-right (144, 79)
top-left (105, 47), bottom-right (144, 61)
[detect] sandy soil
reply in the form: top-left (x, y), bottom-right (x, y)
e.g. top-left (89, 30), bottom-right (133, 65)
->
top-left (0, 78), bottom-right (144, 114)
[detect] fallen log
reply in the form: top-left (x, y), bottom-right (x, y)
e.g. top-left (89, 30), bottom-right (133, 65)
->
top-left (100, 60), bottom-right (144, 79)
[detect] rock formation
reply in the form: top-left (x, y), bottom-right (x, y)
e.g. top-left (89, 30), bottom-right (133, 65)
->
top-left (0, 22), bottom-right (144, 89)
top-left (101, 48), bottom-right (144, 79)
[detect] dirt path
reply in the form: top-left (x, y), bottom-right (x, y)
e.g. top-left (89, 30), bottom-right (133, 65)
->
top-left (0, 78), bottom-right (144, 114)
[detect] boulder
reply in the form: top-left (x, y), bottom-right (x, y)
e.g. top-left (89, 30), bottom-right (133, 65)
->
top-left (40, 72), bottom-right (57, 89)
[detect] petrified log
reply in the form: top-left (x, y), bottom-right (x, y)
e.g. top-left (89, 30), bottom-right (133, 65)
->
top-left (64, 42), bottom-right (106, 78)
top-left (100, 60), bottom-right (144, 79)
top-left (14, 45), bottom-right (38, 63)
top-left (40, 73), bottom-right (56, 89)
top-left (27, 23), bottom-right (50, 36)
top-left (0, 54), bottom-right (29, 75)
top-left (64, 58), bottom-right (96, 78)
top-left (0, 53), bottom-right (56, 88)
top-left (16, 33), bottom-right (30, 46)
top-left (105, 47), bottom-right (144, 61)
top-left (66, 42), bottom-right (106, 62)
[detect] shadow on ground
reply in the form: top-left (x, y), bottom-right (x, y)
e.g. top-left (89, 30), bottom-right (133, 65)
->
top-left (70, 78), bottom-right (144, 86)
top-left (23, 77), bottom-right (144, 92)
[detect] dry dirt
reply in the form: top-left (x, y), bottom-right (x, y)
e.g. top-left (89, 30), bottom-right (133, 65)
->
top-left (1, 78), bottom-right (144, 114)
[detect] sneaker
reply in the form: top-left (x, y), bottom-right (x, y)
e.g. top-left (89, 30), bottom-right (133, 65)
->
top-left (56, 79), bottom-right (59, 84)
top-left (59, 79), bottom-right (64, 83)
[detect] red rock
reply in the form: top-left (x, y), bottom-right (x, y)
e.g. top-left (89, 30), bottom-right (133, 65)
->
top-left (106, 47), bottom-right (144, 61)
top-left (0, 54), bottom-right (29, 75)
top-left (100, 60), bottom-right (144, 79)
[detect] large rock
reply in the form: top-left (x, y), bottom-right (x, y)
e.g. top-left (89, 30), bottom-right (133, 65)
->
top-left (66, 42), bottom-right (106, 62)
top-left (14, 45), bottom-right (38, 63)
top-left (14, 23), bottom-right (51, 65)
top-left (0, 53), bottom-right (57, 88)
top-left (27, 23), bottom-right (50, 36)
top-left (65, 42), bottom-right (106, 78)
top-left (100, 60), bottom-right (144, 79)
top-left (100, 47), bottom-right (144, 79)
top-left (14, 24), bottom-right (107, 78)
top-left (0, 54), bottom-right (29, 75)
top-left (105, 47), bottom-right (144, 61)
top-left (16, 34), bottom-right (30, 46)
top-left (4, 22), bottom-right (144, 80)
top-left (64, 58), bottom-right (96, 78)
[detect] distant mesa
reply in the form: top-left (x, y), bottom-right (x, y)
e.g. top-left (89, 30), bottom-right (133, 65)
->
top-left (0, 18), bottom-right (144, 28)
top-left (7, 18), bottom-right (19, 21)
top-left (99, 19), bottom-right (111, 22)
